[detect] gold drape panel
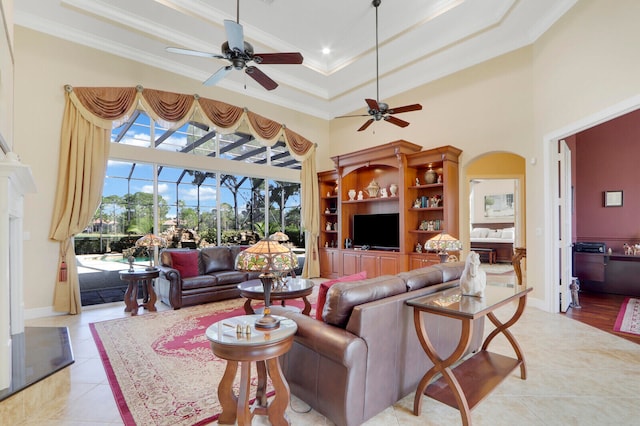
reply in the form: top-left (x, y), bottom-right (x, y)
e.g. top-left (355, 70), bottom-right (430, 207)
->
top-left (51, 85), bottom-right (319, 312)
top-left (301, 154), bottom-right (320, 278)
top-left (141, 88), bottom-right (195, 123)
top-left (283, 128), bottom-right (314, 158)
top-left (246, 111), bottom-right (283, 144)
top-left (198, 97), bottom-right (244, 130)
top-left (49, 90), bottom-right (113, 314)
top-left (73, 87), bottom-right (137, 120)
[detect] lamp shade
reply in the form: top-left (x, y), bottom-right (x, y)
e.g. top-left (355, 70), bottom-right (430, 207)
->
top-left (135, 233), bottom-right (167, 248)
top-left (425, 233), bottom-right (461, 252)
top-left (235, 237), bottom-right (297, 330)
top-left (269, 231), bottom-right (289, 242)
top-left (235, 237), bottom-right (297, 273)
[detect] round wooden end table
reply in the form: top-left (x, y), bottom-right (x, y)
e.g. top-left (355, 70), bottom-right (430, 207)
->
top-left (238, 277), bottom-right (314, 316)
top-left (206, 315), bottom-right (297, 426)
top-left (118, 269), bottom-right (159, 316)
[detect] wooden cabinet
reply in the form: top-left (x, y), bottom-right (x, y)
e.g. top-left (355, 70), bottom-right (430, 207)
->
top-left (317, 141), bottom-right (461, 278)
top-left (573, 252), bottom-right (605, 283)
top-left (319, 248), bottom-right (340, 279)
top-left (573, 252), bottom-right (640, 297)
top-left (342, 250), bottom-right (401, 277)
top-left (409, 253), bottom-right (441, 270)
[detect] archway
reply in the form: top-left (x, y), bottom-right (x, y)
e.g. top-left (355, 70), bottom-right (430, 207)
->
top-left (463, 152), bottom-right (526, 275)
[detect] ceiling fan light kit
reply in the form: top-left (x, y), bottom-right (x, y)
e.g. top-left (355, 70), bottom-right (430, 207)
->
top-left (166, 0), bottom-right (303, 90)
top-left (338, 0), bottom-right (423, 131)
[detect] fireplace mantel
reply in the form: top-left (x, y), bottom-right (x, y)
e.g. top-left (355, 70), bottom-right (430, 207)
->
top-left (0, 155), bottom-right (36, 390)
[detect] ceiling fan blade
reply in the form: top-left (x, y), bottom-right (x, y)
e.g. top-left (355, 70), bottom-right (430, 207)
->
top-left (166, 47), bottom-right (223, 59)
top-left (388, 103), bottom-right (423, 114)
top-left (203, 66), bottom-right (232, 86)
top-left (254, 52), bottom-right (304, 64)
top-left (384, 115), bottom-right (410, 128)
top-left (357, 119), bottom-right (375, 132)
top-left (365, 98), bottom-right (380, 111)
top-left (224, 20), bottom-right (245, 52)
top-left (246, 66), bottom-right (278, 90)
top-left (335, 114), bottom-right (370, 119)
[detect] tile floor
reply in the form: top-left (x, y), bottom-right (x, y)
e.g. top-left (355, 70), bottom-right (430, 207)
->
top-left (2, 280), bottom-right (640, 425)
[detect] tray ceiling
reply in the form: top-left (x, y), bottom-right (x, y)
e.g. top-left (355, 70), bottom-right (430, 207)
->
top-left (15, 0), bottom-right (577, 120)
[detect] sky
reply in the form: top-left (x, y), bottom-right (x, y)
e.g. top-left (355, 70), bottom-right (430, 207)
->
top-left (104, 112), bottom-right (299, 220)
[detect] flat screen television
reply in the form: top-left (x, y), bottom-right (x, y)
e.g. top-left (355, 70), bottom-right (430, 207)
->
top-left (352, 213), bottom-right (400, 250)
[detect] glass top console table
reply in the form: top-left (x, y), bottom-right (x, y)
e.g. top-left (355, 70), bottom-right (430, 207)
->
top-left (406, 283), bottom-right (532, 425)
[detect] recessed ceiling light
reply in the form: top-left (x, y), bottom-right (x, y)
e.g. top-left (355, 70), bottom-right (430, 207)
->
top-left (322, 47), bottom-right (331, 55)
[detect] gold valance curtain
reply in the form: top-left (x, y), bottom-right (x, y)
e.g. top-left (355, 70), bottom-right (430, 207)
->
top-left (50, 86), bottom-right (319, 314)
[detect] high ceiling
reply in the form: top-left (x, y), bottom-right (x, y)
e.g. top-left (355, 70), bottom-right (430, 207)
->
top-left (15, 0), bottom-right (577, 120)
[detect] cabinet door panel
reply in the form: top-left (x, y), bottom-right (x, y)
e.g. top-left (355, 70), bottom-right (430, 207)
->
top-left (330, 251), bottom-right (340, 274)
top-left (319, 249), bottom-right (338, 278)
top-left (410, 256), bottom-right (425, 270)
top-left (360, 253), bottom-right (379, 277)
top-left (379, 254), bottom-right (399, 275)
top-left (342, 252), bottom-right (360, 276)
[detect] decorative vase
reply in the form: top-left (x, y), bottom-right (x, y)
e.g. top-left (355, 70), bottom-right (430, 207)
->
top-left (389, 183), bottom-right (398, 197)
top-left (365, 179), bottom-right (380, 198)
top-left (424, 165), bottom-right (437, 184)
top-left (348, 189), bottom-right (356, 200)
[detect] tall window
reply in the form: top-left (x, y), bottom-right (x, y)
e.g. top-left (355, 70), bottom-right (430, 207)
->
top-left (76, 110), bottom-right (303, 257)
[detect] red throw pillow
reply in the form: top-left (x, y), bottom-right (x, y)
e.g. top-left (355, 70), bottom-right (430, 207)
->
top-left (315, 271), bottom-right (367, 321)
top-left (170, 251), bottom-right (199, 278)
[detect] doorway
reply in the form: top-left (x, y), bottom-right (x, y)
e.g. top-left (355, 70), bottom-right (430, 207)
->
top-left (465, 152), bottom-right (526, 272)
top-left (546, 95), bottom-right (640, 313)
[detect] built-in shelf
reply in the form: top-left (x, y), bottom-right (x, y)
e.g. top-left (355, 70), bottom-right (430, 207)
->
top-left (408, 184), bottom-right (444, 190)
top-left (409, 207), bottom-right (444, 211)
top-left (343, 197), bottom-right (398, 204)
top-left (318, 141), bottom-right (461, 278)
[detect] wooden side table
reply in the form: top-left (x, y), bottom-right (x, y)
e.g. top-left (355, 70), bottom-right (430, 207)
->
top-left (406, 284), bottom-right (532, 425)
top-left (206, 315), bottom-right (297, 426)
top-left (118, 269), bottom-right (159, 316)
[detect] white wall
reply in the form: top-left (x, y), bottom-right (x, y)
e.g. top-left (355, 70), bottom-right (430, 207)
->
top-left (0, 0), bottom-right (13, 153)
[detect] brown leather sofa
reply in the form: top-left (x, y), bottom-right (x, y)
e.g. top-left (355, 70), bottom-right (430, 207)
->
top-left (271, 262), bottom-right (485, 426)
top-left (156, 246), bottom-right (260, 309)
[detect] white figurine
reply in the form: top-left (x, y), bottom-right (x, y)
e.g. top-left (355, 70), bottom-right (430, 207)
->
top-left (357, 190), bottom-right (364, 200)
top-left (380, 188), bottom-right (388, 198)
top-left (460, 251), bottom-right (487, 297)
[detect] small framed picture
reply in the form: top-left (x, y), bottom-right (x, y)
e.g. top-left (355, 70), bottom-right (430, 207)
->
top-left (604, 190), bottom-right (623, 207)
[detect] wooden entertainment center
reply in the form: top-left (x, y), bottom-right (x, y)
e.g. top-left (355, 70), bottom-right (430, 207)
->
top-left (318, 141), bottom-right (461, 278)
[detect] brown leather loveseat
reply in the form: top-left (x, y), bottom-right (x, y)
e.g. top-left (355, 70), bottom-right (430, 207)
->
top-left (271, 262), bottom-right (485, 426)
top-left (156, 246), bottom-right (260, 309)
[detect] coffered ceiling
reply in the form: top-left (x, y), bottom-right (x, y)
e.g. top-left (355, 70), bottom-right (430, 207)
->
top-left (15, 0), bottom-right (577, 120)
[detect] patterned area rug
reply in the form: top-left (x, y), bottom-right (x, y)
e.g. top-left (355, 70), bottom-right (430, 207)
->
top-left (90, 295), bottom-right (316, 425)
top-left (480, 263), bottom-right (515, 275)
top-left (613, 297), bottom-right (640, 336)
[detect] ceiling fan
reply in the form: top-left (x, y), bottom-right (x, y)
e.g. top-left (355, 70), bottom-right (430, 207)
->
top-left (338, 0), bottom-right (422, 131)
top-left (166, 0), bottom-right (303, 90)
